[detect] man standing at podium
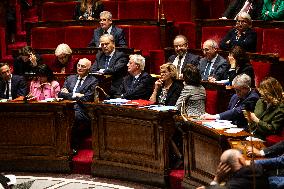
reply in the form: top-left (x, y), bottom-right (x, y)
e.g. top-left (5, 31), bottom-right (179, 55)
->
top-left (0, 63), bottom-right (27, 100)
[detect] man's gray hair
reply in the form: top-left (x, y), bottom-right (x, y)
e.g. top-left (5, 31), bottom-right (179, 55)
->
top-left (237, 12), bottom-right (252, 21)
top-left (204, 39), bottom-right (219, 49)
top-left (129, 54), bottom-right (145, 71)
top-left (232, 74), bottom-right (252, 88)
top-left (100, 11), bottom-right (112, 20)
top-left (100, 34), bottom-right (115, 43)
top-left (174, 35), bottom-right (188, 44)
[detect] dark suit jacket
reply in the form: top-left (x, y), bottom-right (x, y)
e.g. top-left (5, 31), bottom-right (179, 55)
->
top-left (91, 50), bottom-right (128, 96)
top-left (156, 80), bottom-right (184, 106)
top-left (73, 3), bottom-right (104, 20)
top-left (263, 141), bottom-right (284, 157)
top-left (198, 54), bottom-right (229, 81)
top-left (13, 54), bottom-right (42, 75)
top-left (0, 74), bottom-right (27, 99)
top-left (168, 52), bottom-right (200, 69)
top-left (58, 74), bottom-right (97, 102)
top-left (219, 89), bottom-right (259, 128)
top-left (227, 62), bottom-right (255, 87)
top-left (119, 71), bottom-right (153, 100)
top-left (88, 26), bottom-right (127, 47)
top-left (219, 28), bottom-right (257, 52)
top-left (223, 0), bottom-right (264, 20)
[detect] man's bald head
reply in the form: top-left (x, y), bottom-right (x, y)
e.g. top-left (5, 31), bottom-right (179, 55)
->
top-left (77, 58), bottom-right (91, 77)
top-left (220, 149), bottom-right (245, 172)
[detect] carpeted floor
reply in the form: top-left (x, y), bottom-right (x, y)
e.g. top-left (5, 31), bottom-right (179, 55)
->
top-left (5, 173), bottom-right (161, 189)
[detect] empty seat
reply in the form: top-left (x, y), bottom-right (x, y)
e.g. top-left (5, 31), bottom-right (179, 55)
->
top-left (251, 61), bottom-right (272, 87)
top-left (262, 29), bottom-right (284, 58)
top-left (41, 2), bottom-right (79, 21)
top-left (205, 90), bottom-right (218, 115)
top-left (118, 1), bottom-right (157, 20)
top-left (201, 26), bottom-right (233, 47)
top-left (31, 27), bottom-right (65, 48)
top-left (163, 0), bottom-right (191, 22)
top-left (102, 0), bottom-right (118, 19)
top-left (149, 49), bottom-right (165, 74)
top-left (65, 26), bottom-right (97, 48)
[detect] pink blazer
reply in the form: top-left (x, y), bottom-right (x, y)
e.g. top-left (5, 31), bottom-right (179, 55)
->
top-left (29, 80), bottom-right (61, 100)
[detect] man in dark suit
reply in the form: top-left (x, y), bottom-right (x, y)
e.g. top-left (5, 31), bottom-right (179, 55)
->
top-left (88, 11), bottom-right (127, 47)
top-left (199, 39), bottom-right (229, 81)
top-left (0, 62), bottom-right (27, 99)
top-left (91, 34), bottom-right (128, 97)
top-left (168, 35), bottom-right (200, 79)
top-left (222, 0), bottom-right (263, 20)
top-left (200, 74), bottom-right (259, 128)
top-left (58, 58), bottom-right (97, 151)
top-left (119, 54), bottom-right (153, 100)
top-left (196, 149), bottom-right (269, 189)
top-left (220, 12), bottom-right (257, 52)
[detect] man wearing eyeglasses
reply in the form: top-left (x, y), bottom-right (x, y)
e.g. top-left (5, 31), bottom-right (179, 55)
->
top-left (168, 35), bottom-right (200, 79)
top-left (200, 74), bottom-right (259, 128)
top-left (88, 11), bottom-right (127, 47)
top-left (220, 12), bottom-right (257, 52)
top-left (199, 39), bottom-right (229, 82)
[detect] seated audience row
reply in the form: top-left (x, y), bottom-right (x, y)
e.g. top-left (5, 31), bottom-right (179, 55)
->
top-left (74, 0), bottom-right (104, 21)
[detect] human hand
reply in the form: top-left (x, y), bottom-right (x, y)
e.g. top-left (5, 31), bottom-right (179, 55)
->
top-left (87, 16), bottom-right (94, 20)
top-left (246, 146), bottom-right (261, 157)
top-left (196, 186), bottom-right (205, 189)
top-left (74, 93), bottom-right (84, 97)
top-left (60, 88), bottom-right (69, 93)
top-left (200, 113), bottom-right (216, 120)
top-left (79, 16), bottom-right (84, 20)
top-left (208, 76), bottom-right (216, 83)
top-left (243, 110), bottom-right (259, 123)
top-left (29, 54), bottom-right (37, 67)
top-left (154, 79), bottom-right (163, 90)
top-left (214, 162), bottom-right (231, 183)
top-left (225, 40), bottom-right (231, 45)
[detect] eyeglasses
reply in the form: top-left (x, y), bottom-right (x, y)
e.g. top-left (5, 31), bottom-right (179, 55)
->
top-left (174, 43), bottom-right (187, 48)
top-left (236, 20), bottom-right (248, 24)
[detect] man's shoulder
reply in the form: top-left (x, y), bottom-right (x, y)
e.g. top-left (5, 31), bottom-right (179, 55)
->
top-left (12, 74), bottom-right (25, 81)
top-left (185, 52), bottom-right (200, 60)
top-left (168, 54), bottom-right (176, 62)
top-left (114, 50), bottom-right (126, 58)
top-left (112, 26), bottom-right (124, 33)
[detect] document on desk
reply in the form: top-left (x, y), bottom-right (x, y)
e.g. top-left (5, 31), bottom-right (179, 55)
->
top-left (148, 106), bottom-right (177, 112)
top-left (202, 120), bottom-right (237, 130)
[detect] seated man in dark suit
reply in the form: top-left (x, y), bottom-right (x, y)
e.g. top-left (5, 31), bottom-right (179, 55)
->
top-left (0, 62), bottom-right (27, 99)
top-left (197, 149), bottom-right (269, 189)
top-left (220, 12), bottom-right (257, 52)
top-left (247, 141), bottom-right (284, 189)
top-left (91, 34), bottom-right (128, 97)
top-left (168, 35), bottom-right (200, 79)
top-left (119, 54), bottom-right (153, 100)
top-left (199, 39), bottom-right (229, 82)
top-left (58, 58), bottom-right (97, 152)
top-left (88, 11), bottom-right (127, 47)
top-left (200, 74), bottom-right (259, 128)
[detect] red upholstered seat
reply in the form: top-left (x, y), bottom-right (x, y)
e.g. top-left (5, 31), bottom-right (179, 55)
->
top-left (41, 54), bottom-right (56, 69)
top-left (102, 0), bottom-right (118, 19)
top-left (128, 25), bottom-right (161, 56)
top-left (163, 0), bottom-right (191, 22)
top-left (262, 29), bottom-right (284, 58)
top-left (41, 2), bottom-right (79, 21)
top-left (266, 128), bottom-right (284, 146)
top-left (0, 27), bottom-right (13, 65)
top-left (254, 27), bottom-right (263, 53)
top-left (65, 26), bottom-right (97, 48)
top-left (118, 1), bottom-right (158, 19)
top-left (31, 27), bottom-right (65, 48)
top-left (116, 25), bottom-right (130, 47)
top-left (251, 61), bottom-right (272, 87)
top-left (149, 50), bottom-right (165, 74)
top-left (174, 22), bottom-right (196, 49)
top-left (201, 26), bottom-right (233, 47)
top-left (205, 90), bottom-right (218, 115)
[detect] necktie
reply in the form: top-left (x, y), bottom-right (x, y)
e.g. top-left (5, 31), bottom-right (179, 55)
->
top-left (176, 56), bottom-right (183, 77)
top-left (5, 81), bottom-right (9, 99)
top-left (105, 56), bottom-right (110, 69)
top-left (75, 78), bottom-right (83, 92)
top-left (203, 60), bottom-right (212, 80)
top-left (104, 30), bottom-right (108, 34)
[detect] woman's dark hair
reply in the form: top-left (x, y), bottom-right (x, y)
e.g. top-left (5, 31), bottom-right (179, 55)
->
top-left (182, 64), bottom-right (201, 86)
top-left (36, 64), bottom-right (54, 82)
top-left (18, 46), bottom-right (34, 56)
top-left (229, 46), bottom-right (250, 67)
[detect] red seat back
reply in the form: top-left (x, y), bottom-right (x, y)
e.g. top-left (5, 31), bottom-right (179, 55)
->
top-left (102, 0), bottom-right (118, 19)
top-left (251, 61), bottom-right (272, 88)
top-left (118, 1), bottom-right (157, 19)
top-left (65, 26), bottom-right (97, 48)
top-left (0, 27), bottom-right (6, 59)
top-left (175, 22), bottom-right (196, 49)
top-left (262, 29), bottom-right (284, 59)
top-left (41, 2), bottom-right (79, 21)
top-left (116, 25), bottom-right (130, 47)
top-left (163, 0), bottom-right (191, 22)
top-left (254, 27), bottom-right (263, 53)
top-left (31, 27), bottom-right (65, 48)
top-left (149, 50), bottom-right (165, 74)
top-left (41, 54), bottom-right (56, 69)
top-left (201, 26), bottom-right (233, 47)
top-left (205, 90), bottom-right (218, 115)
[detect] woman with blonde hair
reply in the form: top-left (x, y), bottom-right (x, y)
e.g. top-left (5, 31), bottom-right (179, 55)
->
top-left (149, 63), bottom-right (183, 106)
top-left (51, 43), bottom-right (77, 73)
top-left (245, 77), bottom-right (284, 139)
top-left (74, 0), bottom-right (104, 20)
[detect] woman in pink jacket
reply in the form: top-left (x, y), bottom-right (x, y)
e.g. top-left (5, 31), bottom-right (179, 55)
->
top-left (29, 64), bottom-right (60, 100)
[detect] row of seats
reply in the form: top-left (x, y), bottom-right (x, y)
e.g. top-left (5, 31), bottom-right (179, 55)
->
top-left (41, 0), bottom-right (193, 22)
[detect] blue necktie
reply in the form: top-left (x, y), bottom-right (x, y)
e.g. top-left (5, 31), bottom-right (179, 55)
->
top-left (75, 78), bottom-right (83, 93)
top-left (203, 60), bottom-right (212, 80)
